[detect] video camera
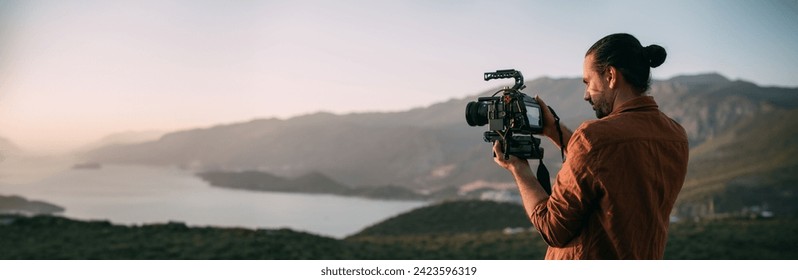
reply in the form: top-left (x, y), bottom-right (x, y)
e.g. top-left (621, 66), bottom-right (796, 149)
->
top-left (465, 69), bottom-right (545, 160)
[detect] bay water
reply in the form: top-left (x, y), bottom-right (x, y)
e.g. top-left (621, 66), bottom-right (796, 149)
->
top-left (0, 165), bottom-right (426, 238)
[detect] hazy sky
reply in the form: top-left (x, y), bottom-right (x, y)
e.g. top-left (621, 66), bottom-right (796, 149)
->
top-left (1, 0), bottom-right (796, 153)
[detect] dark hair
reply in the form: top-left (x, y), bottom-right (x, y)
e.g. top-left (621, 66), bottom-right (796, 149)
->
top-left (586, 33), bottom-right (666, 93)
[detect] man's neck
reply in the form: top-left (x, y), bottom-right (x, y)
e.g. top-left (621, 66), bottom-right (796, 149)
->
top-left (611, 85), bottom-right (642, 113)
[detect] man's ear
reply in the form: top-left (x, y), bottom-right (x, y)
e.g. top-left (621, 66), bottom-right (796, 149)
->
top-left (607, 66), bottom-right (618, 89)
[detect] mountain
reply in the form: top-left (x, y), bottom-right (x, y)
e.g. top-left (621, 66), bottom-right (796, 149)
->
top-left (351, 200), bottom-right (530, 237)
top-left (0, 195), bottom-right (64, 215)
top-left (77, 130), bottom-right (166, 153)
top-left (0, 136), bottom-right (22, 158)
top-left (83, 74), bottom-right (798, 216)
top-left (0, 136), bottom-right (75, 184)
top-left (80, 75), bottom-right (594, 189)
top-left (653, 73), bottom-right (798, 147)
top-left (646, 74), bottom-right (798, 216)
top-left (197, 170), bottom-right (426, 200)
top-left (676, 108), bottom-right (798, 216)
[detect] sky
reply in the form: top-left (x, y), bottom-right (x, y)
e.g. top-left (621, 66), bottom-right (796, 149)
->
top-left (0, 0), bottom-right (796, 153)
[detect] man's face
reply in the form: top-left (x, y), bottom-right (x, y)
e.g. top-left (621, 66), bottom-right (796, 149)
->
top-left (583, 55), bottom-right (613, 119)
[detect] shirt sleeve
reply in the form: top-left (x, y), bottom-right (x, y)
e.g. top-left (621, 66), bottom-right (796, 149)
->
top-left (529, 128), bottom-right (601, 247)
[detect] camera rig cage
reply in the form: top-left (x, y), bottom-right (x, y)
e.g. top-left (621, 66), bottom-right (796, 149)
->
top-left (465, 69), bottom-right (566, 194)
top-left (478, 69), bottom-right (545, 160)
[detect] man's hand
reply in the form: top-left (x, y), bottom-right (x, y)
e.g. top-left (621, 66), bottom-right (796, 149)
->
top-left (535, 95), bottom-right (557, 141)
top-left (535, 95), bottom-right (573, 152)
top-left (492, 140), bottom-right (549, 217)
top-left (492, 141), bottom-right (531, 173)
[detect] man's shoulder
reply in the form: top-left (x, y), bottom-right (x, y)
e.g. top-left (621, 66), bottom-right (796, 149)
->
top-left (567, 120), bottom-right (609, 158)
top-left (572, 112), bottom-right (689, 151)
top-left (572, 119), bottom-right (623, 145)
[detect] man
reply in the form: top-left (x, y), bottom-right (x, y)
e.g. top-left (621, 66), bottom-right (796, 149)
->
top-left (493, 33), bottom-right (689, 259)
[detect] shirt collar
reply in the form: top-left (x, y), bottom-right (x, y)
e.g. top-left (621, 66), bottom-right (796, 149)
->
top-left (608, 95), bottom-right (659, 117)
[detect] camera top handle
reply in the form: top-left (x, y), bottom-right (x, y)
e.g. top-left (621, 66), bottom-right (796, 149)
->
top-left (483, 69), bottom-right (525, 91)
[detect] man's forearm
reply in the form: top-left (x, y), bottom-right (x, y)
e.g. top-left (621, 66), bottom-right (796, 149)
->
top-left (509, 165), bottom-right (550, 219)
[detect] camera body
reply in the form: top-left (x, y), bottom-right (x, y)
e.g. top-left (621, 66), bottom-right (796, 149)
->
top-left (465, 69), bottom-right (545, 159)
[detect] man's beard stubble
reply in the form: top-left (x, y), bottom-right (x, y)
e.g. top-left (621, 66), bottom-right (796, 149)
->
top-left (589, 95), bottom-right (612, 119)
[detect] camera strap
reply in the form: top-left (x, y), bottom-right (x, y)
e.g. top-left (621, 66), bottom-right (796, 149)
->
top-left (537, 106), bottom-right (565, 195)
top-left (549, 106), bottom-right (566, 162)
top-left (536, 158), bottom-right (552, 195)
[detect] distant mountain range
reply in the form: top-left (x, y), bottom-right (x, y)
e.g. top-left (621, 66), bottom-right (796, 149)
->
top-left (0, 136), bottom-right (22, 168)
top-left (76, 130), bottom-right (166, 153)
top-left (0, 195), bottom-right (64, 215)
top-left (83, 73), bottom-right (798, 216)
top-left (0, 136), bottom-right (21, 157)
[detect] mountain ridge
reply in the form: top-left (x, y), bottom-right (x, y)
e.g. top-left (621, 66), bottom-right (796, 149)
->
top-left (197, 170), bottom-right (427, 200)
top-left (0, 195), bottom-right (64, 215)
top-left (0, 136), bottom-right (22, 156)
top-left (83, 74), bottom-right (798, 217)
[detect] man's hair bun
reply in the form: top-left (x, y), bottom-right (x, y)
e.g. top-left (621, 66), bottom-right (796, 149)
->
top-left (644, 45), bottom-right (667, 68)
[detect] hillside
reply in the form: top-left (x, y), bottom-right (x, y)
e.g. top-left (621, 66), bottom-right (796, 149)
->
top-left (0, 215), bottom-right (350, 259)
top-left (0, 195), bottom-right (64, 215)
top-left (348, 200), bottom-right (798, 260)
top-left (675, 108), bottom-right (798, 216)
top-left (2, 200), bottom-right (797, 259)
top-left (197, 170), bottom-right (426, 200)
top-left (82, 74), bottom-right (798, 219)
top-left (352, 200), bottom-right (530, 237)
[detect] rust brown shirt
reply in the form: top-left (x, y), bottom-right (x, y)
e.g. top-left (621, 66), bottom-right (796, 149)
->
top-left (530, 96), bottom-right (689, 259)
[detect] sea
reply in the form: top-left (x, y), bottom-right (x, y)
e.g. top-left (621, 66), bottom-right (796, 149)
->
top-left (0, 165), bottom-right (427, 238)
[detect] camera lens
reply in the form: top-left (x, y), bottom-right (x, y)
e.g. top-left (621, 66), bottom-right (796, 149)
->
top-left (465, 101), bottom-right (489, 126)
